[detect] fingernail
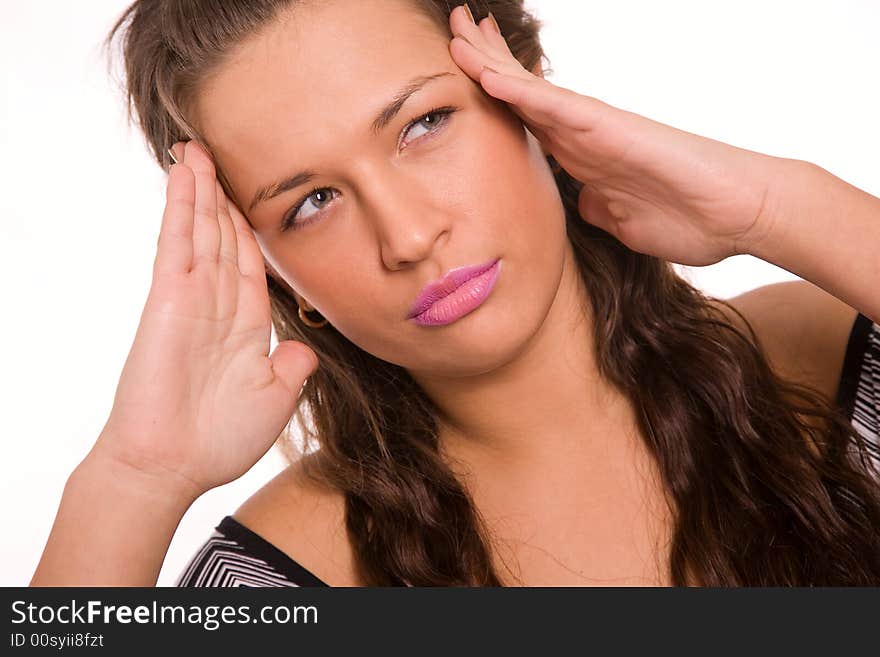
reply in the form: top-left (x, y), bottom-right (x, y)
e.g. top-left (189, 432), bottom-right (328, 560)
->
top-left (169, 142), bottom-right (187, 163)
top-left (461, 3), bottom-right (475, 25)
top-left (488, 11), bottom-right (501, 34)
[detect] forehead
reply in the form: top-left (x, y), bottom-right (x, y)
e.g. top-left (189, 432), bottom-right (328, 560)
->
top-left (194, 0), bottom-right (457, 205)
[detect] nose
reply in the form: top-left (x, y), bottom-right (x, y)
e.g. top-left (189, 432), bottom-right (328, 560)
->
top-left (358, 164), bottom-right (452, 271)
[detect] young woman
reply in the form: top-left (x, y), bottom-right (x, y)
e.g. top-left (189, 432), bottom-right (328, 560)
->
top-left (32, 1), bottom-right (880, 587)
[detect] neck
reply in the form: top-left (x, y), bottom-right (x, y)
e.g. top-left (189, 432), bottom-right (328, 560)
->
top-left (409, 243), bottom-right (643, 480)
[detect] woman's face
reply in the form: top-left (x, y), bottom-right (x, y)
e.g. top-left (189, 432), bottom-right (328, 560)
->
top-left (195, 0), bottom-right (571, 377)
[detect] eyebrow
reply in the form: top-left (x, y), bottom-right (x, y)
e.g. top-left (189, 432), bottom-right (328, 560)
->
top-left (247, 71), bottom-right (456, 213)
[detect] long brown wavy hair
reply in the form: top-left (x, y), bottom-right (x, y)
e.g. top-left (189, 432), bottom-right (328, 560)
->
top-left (104, 0), bottom-right (880, 585)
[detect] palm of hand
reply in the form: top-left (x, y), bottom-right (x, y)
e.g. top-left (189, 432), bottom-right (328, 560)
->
top-left (98, 141), bottom-right (316, 496)
top-left (447, 6), bottom-right (780, 266)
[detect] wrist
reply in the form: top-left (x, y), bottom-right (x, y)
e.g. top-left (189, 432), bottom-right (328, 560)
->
top-left (75, 442), bottom-right (204, 513)
top-left (33, 443), bottom-right (199, 587)
top-left (736, 156), bottom-right (880, 323)
top-left (738, 156), bottom-right (812, 261)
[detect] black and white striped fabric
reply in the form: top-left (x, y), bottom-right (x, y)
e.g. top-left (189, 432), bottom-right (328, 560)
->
top-left (837, 313), bottom-right (880, 477)
top-left (176, 313), bottom-right (880, 587)
top-left (175, 516), bottom-right (327, 587)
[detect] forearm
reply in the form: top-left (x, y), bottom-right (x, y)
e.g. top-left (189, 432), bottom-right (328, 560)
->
top-left (749, 159), bottom-right (880, 324)
top-left (31, 446), bottom-right (200, 587)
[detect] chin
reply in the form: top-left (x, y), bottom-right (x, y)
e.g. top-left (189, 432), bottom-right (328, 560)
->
top-left (402, 295), bottom-right (555, 377)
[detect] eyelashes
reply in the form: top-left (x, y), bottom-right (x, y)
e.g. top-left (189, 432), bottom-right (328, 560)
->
top-left (280, 105), bottom-right (459, 232)
top-left (280, 186), bottom-right (337, 233)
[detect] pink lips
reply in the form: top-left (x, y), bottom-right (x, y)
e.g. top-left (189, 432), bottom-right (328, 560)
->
top-left (407, 257), bottom-right (501, 324)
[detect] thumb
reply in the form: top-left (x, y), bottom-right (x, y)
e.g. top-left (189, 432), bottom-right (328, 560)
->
top-left (578, 185), bottom-right (619, 236)
top-left (268, 341), bottom-right (319, 396)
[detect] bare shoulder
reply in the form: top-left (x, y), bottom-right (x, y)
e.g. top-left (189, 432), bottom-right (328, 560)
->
top-left (709, 279), bottom-right (859, 404)
top-left (233, 453), bottom-right (363, 586)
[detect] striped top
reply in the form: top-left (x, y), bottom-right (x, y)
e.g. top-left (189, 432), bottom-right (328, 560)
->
top-left (174, 515), bottom-right (328, 587)
top-left (836, 313), bottom-right (880, 475)
top-left (175, 313), bottom-right (880, 588)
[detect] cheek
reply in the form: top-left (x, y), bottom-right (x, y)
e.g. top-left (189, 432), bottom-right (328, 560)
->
top-left (450, 108), bottom-right (565, 243)
top-left (261, 108), bottom-right (566, 362)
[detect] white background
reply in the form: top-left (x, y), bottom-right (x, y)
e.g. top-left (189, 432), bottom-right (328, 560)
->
top-left (2, 0), bottom-right (878, 586)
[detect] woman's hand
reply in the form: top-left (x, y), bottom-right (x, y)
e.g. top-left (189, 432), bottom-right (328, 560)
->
top-left (92, 141), bottom-right (318, 499)
top-left (447, 5), bottom-right (791, 266)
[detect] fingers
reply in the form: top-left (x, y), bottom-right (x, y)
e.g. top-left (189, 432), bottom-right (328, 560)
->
top-left (449, 5), bottom-right (610, 134)
top-left (449, 13), bottom-right (573, 131)
top-left (450, 6), bottom-right (511, 62)
top-left (479, 68), bottom-right (606, 133)
top-left (184, 140), bottom-right (221, 266)
top-left (156, 140), bottom-right (265, 283)
top-left (449, 37), bottom-right (551, 132)
top-left (450, 6), bottom-right (531, 84)
top-left (215, 180), bottom-right (238, 267)
top-left (479, 13), bottom-right (511, 53)
top-left (449, 36), bottom-right (504, 83)
top-left (476, 68), bottom-right (554, 128)
top-left (154, 162), bottom-right (196, 277)
top-left (216, 182), bottom-right (271, 311)
top-left (222, 187), bottom-right (267, 281)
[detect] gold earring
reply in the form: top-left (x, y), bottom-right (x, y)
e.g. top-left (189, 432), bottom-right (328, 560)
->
top-left (298, 305), bottom-right (329, 328)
